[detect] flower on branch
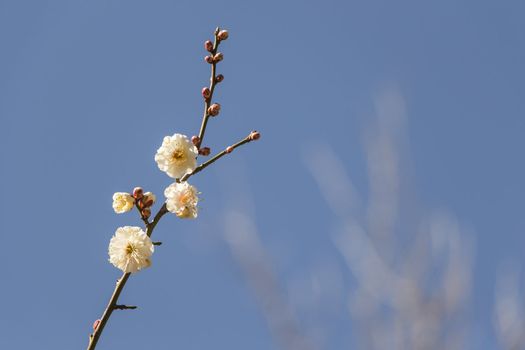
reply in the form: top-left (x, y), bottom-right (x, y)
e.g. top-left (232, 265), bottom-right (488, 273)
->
top-left (164, 182), bottom-right (199, 219)
top-left (155, 134), bottom-right (198, 179)
top-left (112, 192), bottom-right (135, 214)
top-left (108, 226), bottom-right (154, 273)
top-left (88, 28), bottom-right (262, 350)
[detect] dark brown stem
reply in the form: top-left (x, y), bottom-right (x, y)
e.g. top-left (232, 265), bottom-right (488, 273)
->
top-left (87, 273), bottom-right (131, 350)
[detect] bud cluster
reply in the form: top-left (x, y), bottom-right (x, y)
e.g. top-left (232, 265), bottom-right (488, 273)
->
top-left (133, 187), bottom-right (156, 219)
top-left (201, 28), bottom-right (229, 123)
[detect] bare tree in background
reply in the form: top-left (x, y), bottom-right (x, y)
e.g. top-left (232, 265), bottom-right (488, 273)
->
top-left (494, 265), bottom-right (525, 350)
top-left (221, 86), bottom-right (473, 349)
top-left (224, 211), bottom-right (318, 350)
top-left (305, 86), bottom-right (473, 349)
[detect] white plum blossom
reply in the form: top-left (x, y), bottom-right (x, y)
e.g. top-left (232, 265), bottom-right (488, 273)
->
top-left (108, 226), bottom-right (154, 273)
top-left (164, 182), bottom-right (199, 219)
top-left (155, 134), bottom-right (198, 179)
top-left (112, 192), bottom-right (135, 214)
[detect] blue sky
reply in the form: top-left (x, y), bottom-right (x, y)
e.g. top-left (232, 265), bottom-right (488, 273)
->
top-left (1, 0), bottom-right (524, 349)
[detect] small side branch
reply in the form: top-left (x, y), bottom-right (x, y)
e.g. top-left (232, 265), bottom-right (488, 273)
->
top-left (181, 131), bottom-right (260, 182)
top-left (114, 305), bottom-right (137, 310)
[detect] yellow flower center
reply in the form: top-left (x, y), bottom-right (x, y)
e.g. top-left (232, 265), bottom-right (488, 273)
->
top-left (179, 192), bottom-right (191, 205)
top-left (125, 243), bottom-right (136, 256)
top-left (171, 148), bottom-right (186, 164)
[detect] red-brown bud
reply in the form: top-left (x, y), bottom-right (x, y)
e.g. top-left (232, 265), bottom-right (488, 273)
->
top-left (93, 319), bottom-right (101, 331)
top-left (142, 207), bottom-right (151, 218)
top-left (208, 103), bottom-right (221, 116)
top-left (249, 130), bottom-right (261, 141)
top-left (213, 52), bottom-right (223, 63)
top-left (191, 135), bottom-right (200, 146)
top-left (225, 146), bottom-right (234, 154)
top-left (199, 147), bottom-right (211, 156)
top-left (218, 30), bottom-right (229, 41)
top-left (201, 87), bottom-right (211, 99)
top-left (204, 55), bottom-right (214, 64)
top-left (204, 40), bottom-right (213, 52)
top-left (143, 192), bottom-right (156, 207)
top-left (133, 187), bottom-right (143, 199)
top-left (215, 74), bottom-right (224, 83)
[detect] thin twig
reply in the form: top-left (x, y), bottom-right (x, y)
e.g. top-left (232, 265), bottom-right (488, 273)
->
top-left (196, 27), bottom-right (222, 149)
top-left (181, 133), bottom-right (256, 182)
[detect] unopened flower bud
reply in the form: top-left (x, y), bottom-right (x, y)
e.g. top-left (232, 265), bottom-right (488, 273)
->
top-left (133, 187), bottom-right (143, 199)
top-left (201, 87), bottom-right (211, 99)
top-left (225, 146), bottom-right (234, 154)
top-left (93, 319), bottom-right (101, 331)
top-left (218, 30), bottom-right (229, 41)
top-left (204, 40), bottom-right (213, 52)
top-left (215, 74), bottom-right (224, 83)
top-left (213, 52), bottom-right (223, 63)
top-left (208, 103), bottom-right (221, 116)
top-left (199, 147), bottom-right (211, 156)
top-left (191, 135), bottom-right (200, 146)
top-left (249, 130), bottom-right (261, 141)
top-left (204, 55), bottom-right (214, 64)
top-left (143, 192), bottom-right (156, 207)
top-left (142, 207), bottom-right (151, 218)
